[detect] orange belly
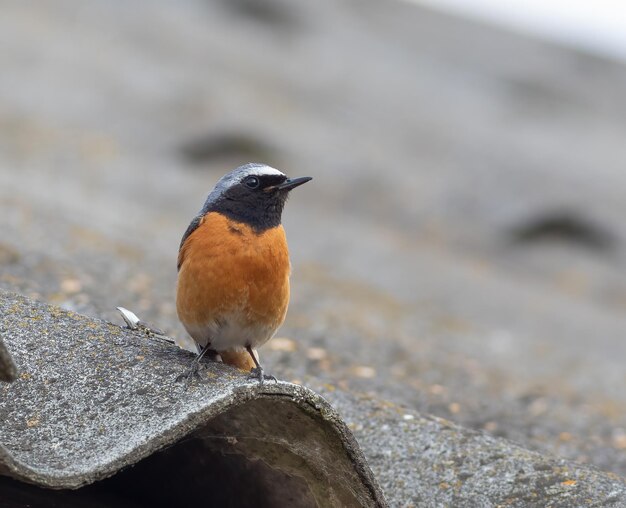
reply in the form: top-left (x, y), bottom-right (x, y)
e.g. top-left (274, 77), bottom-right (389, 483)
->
top-left (176, 212), bottom-right (290, 352)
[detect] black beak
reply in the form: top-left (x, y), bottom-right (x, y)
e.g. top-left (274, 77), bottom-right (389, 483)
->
top-left (276, 176), bottom-right (312, 191)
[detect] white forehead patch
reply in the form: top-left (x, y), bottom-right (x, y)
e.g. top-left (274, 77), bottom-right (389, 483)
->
top-left (223, 163), bottom-right (285, 188)
top-left (243, 164), bottom-right (285, 178)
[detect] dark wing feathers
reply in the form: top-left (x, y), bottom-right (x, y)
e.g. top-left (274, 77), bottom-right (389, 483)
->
top-left (177, 214), bottom-right (204, 271)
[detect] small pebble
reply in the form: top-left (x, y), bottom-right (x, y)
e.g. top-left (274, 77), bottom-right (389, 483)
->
top-left (448, 402), bottom-right (461, 414)
top-left (529, 397), bottom-right (548, 416)
top-left (612, 429), bottom-right (626, 449)
top-left (61, 279), bottom-right (82, 293)
top-left (429, 384), bottom-right (446, 395)
top-left (270, 337), bottom-right (297, 352)
top-left (351, 365), bottom-right (376, 378)
top-left (306, 347), bottom-right (327, 360)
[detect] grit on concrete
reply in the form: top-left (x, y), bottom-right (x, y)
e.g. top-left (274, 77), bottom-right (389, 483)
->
top-left (1, 0), bottom-right (626, 504)
top-left (4, 289), bottom-right (626, 507)
top-left (0, 291), bottom-right (385, 507)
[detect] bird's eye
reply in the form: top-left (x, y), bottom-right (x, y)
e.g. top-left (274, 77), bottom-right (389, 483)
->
top-left (244, 176), bottom-right (260, 189)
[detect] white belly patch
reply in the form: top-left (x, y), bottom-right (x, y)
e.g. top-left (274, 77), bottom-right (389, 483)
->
top-left (183, 312), bottom-right (277, 352)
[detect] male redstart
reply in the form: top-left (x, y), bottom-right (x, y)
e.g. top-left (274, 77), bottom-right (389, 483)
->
top-left (176, 163), bottom-right (311, 382)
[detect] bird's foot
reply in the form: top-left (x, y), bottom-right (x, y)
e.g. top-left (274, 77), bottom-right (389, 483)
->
top-left (175, 361), bottom-right (204, 385)
top-left (248, 366), bottom-right (277, 385)
top-left (175, 345), bottom-right (217, 387)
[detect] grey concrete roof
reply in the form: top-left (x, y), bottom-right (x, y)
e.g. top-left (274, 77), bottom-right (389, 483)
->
top-left (0, 290), bottom-right (385, 506)
top-left (4, 290), bottom-right (626, 506)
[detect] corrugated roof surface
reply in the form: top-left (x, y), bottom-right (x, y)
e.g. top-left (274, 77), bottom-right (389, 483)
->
top-left (0, 291), bottom-right (385, 507)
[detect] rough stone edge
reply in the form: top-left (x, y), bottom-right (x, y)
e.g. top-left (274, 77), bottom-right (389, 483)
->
top-left (0, 336), bottom-right (18, 382)
top-left (0, 372), bottom-right (386, 506)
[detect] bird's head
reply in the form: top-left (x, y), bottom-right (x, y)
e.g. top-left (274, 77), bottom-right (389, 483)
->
top-left (202, 163), bottom-right (312, 232)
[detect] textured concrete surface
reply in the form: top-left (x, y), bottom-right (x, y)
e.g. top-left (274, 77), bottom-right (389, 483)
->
top-left (0, 290), bottom-right (384, 507)
top-left (4, 292), bottom-right (626, 506)
top-left (306, 386), bottom-right (626, 507)
top-left (2, 0), bottom-right (626, 505)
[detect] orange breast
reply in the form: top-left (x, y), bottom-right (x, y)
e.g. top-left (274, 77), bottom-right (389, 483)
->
top-left (176, 212), bottom-right (291, 344)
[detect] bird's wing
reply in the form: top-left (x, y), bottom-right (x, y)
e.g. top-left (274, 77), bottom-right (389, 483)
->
top-left (177, 214), bottom-right (205, 271)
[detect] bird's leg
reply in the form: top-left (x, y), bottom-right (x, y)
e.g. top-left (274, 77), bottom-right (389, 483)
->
top-left (246, 345), bottom-right (277, 385)
top-left (175, 343), bottom-right (214, 384)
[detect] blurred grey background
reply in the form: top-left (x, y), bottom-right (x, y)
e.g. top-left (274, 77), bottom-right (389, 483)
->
top-left (2, 0), bottom-right (626, 483)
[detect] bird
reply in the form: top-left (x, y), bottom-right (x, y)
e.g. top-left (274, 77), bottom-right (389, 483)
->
top-left (176, 163), bottom-right (311, 382)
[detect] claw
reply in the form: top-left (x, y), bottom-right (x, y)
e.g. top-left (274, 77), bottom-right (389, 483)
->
top-left (175, 345), bottom-right (216, 386)
top-left (175, 361), bottom-right (204, 388)
top-left (245, 345), bottom-right (276, 385)
top-left (248, 366), bottom-right (277, 385)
